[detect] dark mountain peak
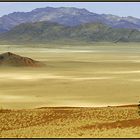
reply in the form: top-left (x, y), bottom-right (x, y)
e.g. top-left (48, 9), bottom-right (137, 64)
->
top-left (31, 6), bottom-right (56, 13)
top-left (0, 52), bottom-right (44, 67)
top-left (4, 11), bottom-right (26, 18)
top-left (0, 6), bottom-right (140, 33)
top-left (126, 16), bottom-right (137, 19)
top-left (58, 7), bottom-right (90, 13)
top-left (101, 14), bottom-right (121, 21)
top-left (32, 6), bottom-right (88, 12)
top-left (31, 6), bottom-right (92, 16)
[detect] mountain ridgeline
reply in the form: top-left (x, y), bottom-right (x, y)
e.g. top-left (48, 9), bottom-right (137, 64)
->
top-left (1, 21), bottom-right (140, 43)
top-left (0, 7), bottom-right (140, 43)
top-left (1, 7), bottom-right (140, 33)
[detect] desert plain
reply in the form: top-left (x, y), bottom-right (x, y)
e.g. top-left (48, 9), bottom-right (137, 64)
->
top-left (0, 42), bottom-right (140, 138)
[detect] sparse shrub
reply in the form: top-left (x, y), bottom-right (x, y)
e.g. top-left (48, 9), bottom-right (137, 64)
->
top-left (0, 107), bottom-right (140, 138)
top-left (138, 101), bottom-right (140, 116)
top-left (0, 107), bottom-right (11, 113)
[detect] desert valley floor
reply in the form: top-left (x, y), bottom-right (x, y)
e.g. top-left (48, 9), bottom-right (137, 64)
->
top-left (0, 43), bottom-right (140, 137)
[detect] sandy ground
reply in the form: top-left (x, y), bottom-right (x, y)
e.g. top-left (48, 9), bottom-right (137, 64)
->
top-left (0, 106), bottom-right (140, 138)
top-left (0, 43), bottom-right (140, 109)
top-left (0, 43), bottom-right (140, 137)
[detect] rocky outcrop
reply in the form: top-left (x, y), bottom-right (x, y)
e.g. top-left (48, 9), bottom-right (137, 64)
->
top-left (0, 52), bottom-right (44, 67)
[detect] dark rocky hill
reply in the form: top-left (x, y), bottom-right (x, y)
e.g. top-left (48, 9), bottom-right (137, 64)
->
top-left (0, 52), bottom-right (44, 67)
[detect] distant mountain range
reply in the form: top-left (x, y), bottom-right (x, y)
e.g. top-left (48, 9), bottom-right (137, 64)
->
top-left (1, 7), bottom-right (140, 33)
top-left (1, 21), bottom-right (140, 43)
top-left (1, 7), bottom-right (140, 43)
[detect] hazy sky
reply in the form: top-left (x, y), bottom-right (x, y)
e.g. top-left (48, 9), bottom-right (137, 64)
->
top-left (0, 2), bottom-right (140, 18)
